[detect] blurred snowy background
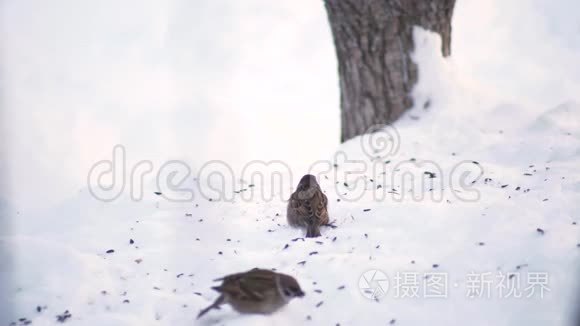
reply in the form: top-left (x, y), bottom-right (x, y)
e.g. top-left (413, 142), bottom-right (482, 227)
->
top-left (2, 0), bottom-right (580, 211)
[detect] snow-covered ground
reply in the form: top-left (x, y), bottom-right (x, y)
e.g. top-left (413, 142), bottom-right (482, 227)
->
top-left (2, 28), bottom-right (579, 325)
top-left (2, 1), bottom-right (580, 326)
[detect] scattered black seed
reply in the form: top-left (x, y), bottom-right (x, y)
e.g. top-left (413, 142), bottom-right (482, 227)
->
top-left (364, 233), bottom-right (368, 238)
top-left (516, 264), bottom-right (528, 270)
top-left (332, 236), bottom-right (338, 242)
top-left (195, 238), bottom-right (200, 241)
top-left (292, 237), bottom-right (305, 242)
top-left (314, 289), bottom-right (323, 294)
top-left (343, 182), bottom-right (349, 187)
top-left (315, 301), bottom-right (324, 308)
top-left (129, 239), bottom-right (134, 245)
top-left (536, 228), bottom-right (545, 235)
top-left (424, 171), bottom-right (436, 178)
top-left (515, 186), bottom-right (521, 190)
top-left (336, 198), bottom-right (341, 202)
top-left (390, 319), bottom-right (397, 324)
top-left (283, 244), bottom-right (290, 250)
top-left (432, 264), bottom-right (439, 268)
top-left (509, 274), bottom-right (516, 280)
top-left (248, 184), bottom-right (255, 188)
top-left (337, 285), bottom-right (345, 290)
top-left (523, 173), bottom-right (532, 176)
top-left (542, 198), bottom-right (548, 202)
top-left (501, 184), bottom-right (508, 188)
top-left (306, 315), bottom-right (312, 321)
top-left (363, 208), bottom-right (371, 212)
top-left (194, 292), bottom-right (202, 296)
top-left (106, 249), bottom-right (115, 254)
top-left (315, 241), bottom-right (324, 245)
top-left (410, 158), bottom-right (416, 162)
top-left (226, 238), bottom-right (231, 242)
top-left (176, 273), bottom-right (184, 278)
top-left (154, 192), bottom-right (162, 195)
top-left (218, 251), bottom-right (223, 255)
top-left (153, 286), bottom-right (161, 290)
top-left (36, 306), bottom-right (42, 312)
top-left (56, 310), bottom-right (72, 323)
top-left (309, 251), bottom-right (319, 256)
top-left (411, 260), bottom-right (415, 264)
top-left (573, 222), bottom-right (577, 225)
top-left (297, 261), bottom-right (306, 266)
top-left (185, 213), bottom-right (192, 217)
top-left (472, 161), bottom-right (480, 165)
top-left (123, 299), bottom-right (130, 303)
top-left (375, 245), bottom-right (380, 249)
top-left (377, 184), bottom-right (382, 189)
top-left (478, 242), bottom-right (485, 246)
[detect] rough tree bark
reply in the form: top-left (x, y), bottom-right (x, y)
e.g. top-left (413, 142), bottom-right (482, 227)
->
top-left (324, 0), bottom-right (456, 142)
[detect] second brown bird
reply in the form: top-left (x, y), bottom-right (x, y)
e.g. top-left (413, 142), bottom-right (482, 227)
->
top-left (287, 174), bottom-right (329, 237)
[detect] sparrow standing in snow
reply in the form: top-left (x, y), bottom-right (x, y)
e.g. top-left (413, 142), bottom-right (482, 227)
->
top-left (287, 174), bottom-right (331, 238)
top-left (197, 268), bottom-right (305, 319)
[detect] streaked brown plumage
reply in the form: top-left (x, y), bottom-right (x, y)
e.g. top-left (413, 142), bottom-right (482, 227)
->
top-left (287, 174), bottom-right (329, 237)
top-left (197, 268), bottom-right (304, 319)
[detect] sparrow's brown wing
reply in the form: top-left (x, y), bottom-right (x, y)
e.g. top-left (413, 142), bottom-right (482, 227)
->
top-left (288, 192), bottom-right (309, 216)
top-left (214, 269), bottom-right (277, 302)
top-left (311, 188), bottom-right (329, 225)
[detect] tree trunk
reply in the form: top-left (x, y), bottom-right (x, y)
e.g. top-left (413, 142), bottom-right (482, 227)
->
top-left (324, 0), bottom-right (456, 142)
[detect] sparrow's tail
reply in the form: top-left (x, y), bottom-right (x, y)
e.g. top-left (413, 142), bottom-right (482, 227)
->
top-left (305, 223), bottom-right (321, 238)
top-left (197, 295), bottom-right (225, 319)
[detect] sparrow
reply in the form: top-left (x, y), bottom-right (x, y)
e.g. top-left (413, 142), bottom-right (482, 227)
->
top-left (197, 268), bottom-right (305, 319)
top-left (287, 174), bottom-right (331, 238)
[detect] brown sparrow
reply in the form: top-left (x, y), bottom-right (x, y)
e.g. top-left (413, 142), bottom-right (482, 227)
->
top-left (287, 174), bottom-right (330, 238)
top-left (197, 268), bottom-right (305, 319)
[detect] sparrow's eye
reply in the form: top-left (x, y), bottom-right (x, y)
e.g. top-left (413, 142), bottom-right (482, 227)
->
top-left (283, 289), bottom-right (292, 297)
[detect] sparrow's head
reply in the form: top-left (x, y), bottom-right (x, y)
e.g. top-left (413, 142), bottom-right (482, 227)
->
top-left (277, 274), bottom-right (305, 301)
top-left (297, 174), bottom-right (319, 191)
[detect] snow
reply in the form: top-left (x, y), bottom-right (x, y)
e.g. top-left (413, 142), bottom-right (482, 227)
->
top-left (2, 1), bottom-right (580, 326)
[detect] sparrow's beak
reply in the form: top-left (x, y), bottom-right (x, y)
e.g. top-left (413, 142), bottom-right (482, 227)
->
top-left (296, 290), bottom-right (305, 297)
